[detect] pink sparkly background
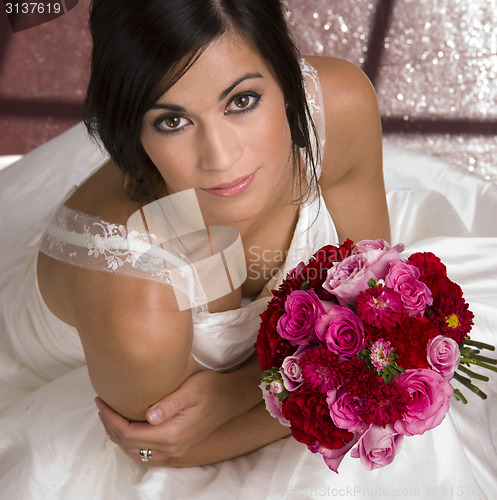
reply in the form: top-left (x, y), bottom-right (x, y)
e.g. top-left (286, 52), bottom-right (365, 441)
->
top-left (1, 0), bottom-right (496, 183)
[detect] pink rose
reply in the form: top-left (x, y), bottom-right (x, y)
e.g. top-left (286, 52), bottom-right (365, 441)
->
top-left (394, 369), bottom-right (453, 436)
top-left (324, 240), bottom-right (401, 307)
top-left (351, 424), bottom-right (403, 470)
top-left (277, 289), bottom-right (329, 346)
top-left (385, 261), bottom-right (433, 316)
top-left (427, 335), bottom-right (461, 378)
top-left (315, 306), bottom-right (365, 357)
top-left (327, 389), bottom-right (368, 433)
top-left (311, 434), bottom-right (360, 473)
top-left (323, 254), bottom-right (371, 306)
top-left (281, 346), bottom-right (306, 391)
top-left (355, 239), bottom-right (404, 256)
top-left (259, 382), bottom-right (291, 427)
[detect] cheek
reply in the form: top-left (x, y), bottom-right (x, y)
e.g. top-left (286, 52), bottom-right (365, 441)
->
top-left (140, 134), bottom-right (191, 183)
top-left (244, 100), bottom-right (292, 160)
top-left (262, 108), bottom-right (292, 153)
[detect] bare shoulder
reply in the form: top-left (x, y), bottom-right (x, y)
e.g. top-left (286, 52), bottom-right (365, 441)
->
top-left (38, 248), bottom-right (198, 420)
top-left (304, 56), bottom-right (381, 184)
top-left (64, 159), bottom-right (140, 224)
top-left (305, 55), bottom-right (375, 103)
top-left (303, 56), bottom-right (390, 243)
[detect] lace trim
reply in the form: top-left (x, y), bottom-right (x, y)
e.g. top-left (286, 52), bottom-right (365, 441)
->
top-left (39, 205), bottom-right (209, 312)
top-left (39, 199), bottom-right (250, 314)
top-left (41, 205), bottom-right (170, 276)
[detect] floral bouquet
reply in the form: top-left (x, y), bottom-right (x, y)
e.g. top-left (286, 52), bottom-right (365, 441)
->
top-left (254, 239), bottom-right (496, 472)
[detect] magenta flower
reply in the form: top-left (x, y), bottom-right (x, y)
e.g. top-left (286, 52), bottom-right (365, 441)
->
top-left (427, 335), bottom-right (461, 379)
top-left (356, 285), bottom-right (403, 329)
top-left (351, 424), bottom-right (404, 470)
top-left (300, 345), bottom-right (342, 394)
top-left (327, 389), bottom-right (367, 433)
top-left (385, 261), bottom-right (433, 316)
top-left (394, 369), bottom-right (453, 436)
top-left (277, 289), bottom-right (329, 346)
top-left (315, 306), bottom-right (365, 358)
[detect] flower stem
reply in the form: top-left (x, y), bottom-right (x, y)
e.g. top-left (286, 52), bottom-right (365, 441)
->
top-left (453, 388), bottom-right (468, 404)
top-left (457, 364), bottom-right (490, 381)
top-left (463, 339), bottom-right (495, 351)
top-left (470, 353), bottom-right (497, 365)
top-left (459, 357), bottom-right (497, 373)
top-left (453, 371), bottom-right (487, 400)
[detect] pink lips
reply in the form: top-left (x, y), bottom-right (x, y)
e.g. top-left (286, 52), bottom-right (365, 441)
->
top-left (203, 172), bottom-right (256, 197)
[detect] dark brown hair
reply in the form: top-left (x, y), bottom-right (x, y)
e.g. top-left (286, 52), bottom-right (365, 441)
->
top-left (84, 0), bottom-right (320, 202)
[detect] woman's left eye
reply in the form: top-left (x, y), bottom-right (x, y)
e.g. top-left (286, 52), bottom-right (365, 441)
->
top-left (226, 92), bottom-right (261, 113)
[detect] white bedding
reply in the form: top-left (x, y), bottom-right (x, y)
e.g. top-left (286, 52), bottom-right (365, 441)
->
top-left (0, 123), bottom-right (496, 499)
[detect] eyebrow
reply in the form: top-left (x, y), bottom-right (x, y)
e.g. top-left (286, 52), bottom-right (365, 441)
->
top-left (149, 72), bottom-right (263, 112)
top-left (219, 72), bottom-right (263, 100)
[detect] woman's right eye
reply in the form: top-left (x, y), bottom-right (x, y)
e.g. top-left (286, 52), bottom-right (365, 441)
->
top-left (154, 115), bottom-right (190, 134)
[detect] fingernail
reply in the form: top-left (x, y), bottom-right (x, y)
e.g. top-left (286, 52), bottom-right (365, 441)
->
top-left (147, 407), bottom-right (163, 425)
top-left (94, 398), bottom-right (103, 412)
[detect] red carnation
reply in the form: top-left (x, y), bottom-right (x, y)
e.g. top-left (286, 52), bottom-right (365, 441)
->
top-left (391, 317), bottom-right (439, 369)
top-left (255, 305), bottom-right (295, 371)
top-left (282, 390), bottom-right (354, 450)
top-left (427, 274), bottom-right (463, 302)
top-left (360, 378), bottom-right (411, 427)
top-left (408, 252), bottom-right (447, 279)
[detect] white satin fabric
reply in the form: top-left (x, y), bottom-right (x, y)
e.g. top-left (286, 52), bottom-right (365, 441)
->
top-left (1, 124), bottom-right (497, 498)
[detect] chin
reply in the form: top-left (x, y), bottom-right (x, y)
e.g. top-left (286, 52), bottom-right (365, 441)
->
top-left (203, 203), bottom-right (262, 227)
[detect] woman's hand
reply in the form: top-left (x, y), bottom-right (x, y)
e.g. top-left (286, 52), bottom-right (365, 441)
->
top-left (96, 356), bottom-right (263, 465)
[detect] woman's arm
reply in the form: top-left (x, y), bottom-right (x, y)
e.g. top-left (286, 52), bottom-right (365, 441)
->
top-left (98, 398), bottom-right (291, 467)
top-left (67, 269), bottom-right (201, 422)
top-left (96, 352), bottom-right (271, 461)
top-left (164, 402), bottom-right (291, 467)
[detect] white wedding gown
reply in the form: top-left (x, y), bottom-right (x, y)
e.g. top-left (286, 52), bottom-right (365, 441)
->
top-left (0, 64), bottom-right (496, 500)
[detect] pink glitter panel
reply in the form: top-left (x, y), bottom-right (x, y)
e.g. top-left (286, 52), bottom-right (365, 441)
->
top-left (285, 0), bottom-right (497, 183)
top-left (1, 0), bottom-right (496, 184)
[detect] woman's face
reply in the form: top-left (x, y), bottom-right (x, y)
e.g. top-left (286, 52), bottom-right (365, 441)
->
top-left (140, 32), bottom-right (294, 228)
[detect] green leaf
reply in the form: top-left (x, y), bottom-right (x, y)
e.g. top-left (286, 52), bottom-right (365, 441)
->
top-left (368, 278), bottom-right (378, 288)
top-left (300, 281), bottom-right (311, 290)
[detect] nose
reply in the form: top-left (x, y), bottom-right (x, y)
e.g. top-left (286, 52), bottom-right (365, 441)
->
top-left (198, 121), bottom-right (242, 172)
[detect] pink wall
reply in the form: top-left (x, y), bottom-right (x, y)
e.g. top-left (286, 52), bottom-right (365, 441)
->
top-left (1, 0), bottom-right (496, 182)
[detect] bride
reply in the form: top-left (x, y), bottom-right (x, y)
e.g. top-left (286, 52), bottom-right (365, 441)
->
top-left (0, 0), bottom-right (495, 498)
